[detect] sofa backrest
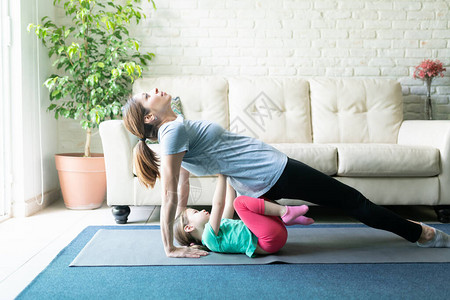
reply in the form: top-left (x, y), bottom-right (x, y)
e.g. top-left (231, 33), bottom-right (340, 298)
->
top-left (133, 76), bottom-right (229, 129)
top-left (132, 77), bottom-right (403, 145)
top-left (309, 78), bottom-right (403, 143)
top-left (228, 77), bottom-right (312, 143)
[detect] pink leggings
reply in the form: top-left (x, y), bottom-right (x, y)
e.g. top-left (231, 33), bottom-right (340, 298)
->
top-left (233, 196), bottom-right (287, 253)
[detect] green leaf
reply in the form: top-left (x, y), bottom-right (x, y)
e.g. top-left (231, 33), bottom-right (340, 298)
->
top-left (81, 120), bottom-right (89, 130)
top-left (111, 69), bottom-right (119, 78)
top-left (112, 105), bottom-right (119, 115)
top-left (139, 57), bottom-right (147, 66)
top-left (136, 65), bottom-right (142, 77)
top-left (51, 90), bottom-right (61, 98)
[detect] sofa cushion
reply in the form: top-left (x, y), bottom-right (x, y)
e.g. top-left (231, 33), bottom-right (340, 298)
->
top-left (133, 76), bottom-right (229, 129)
top-left (337, 177), bottom-right (439, 205)
top-left (228, 77), bottom-right (312, 143)
top-left (271, 143), bottom-right (337, 175)
top-left (335, 144), bottom-right (440, 177)
top-left (310, 78), bottom-right (403, 143)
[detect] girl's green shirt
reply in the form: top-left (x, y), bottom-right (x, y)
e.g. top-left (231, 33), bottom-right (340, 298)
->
top-left (202, 219), bottom-right (258, 258)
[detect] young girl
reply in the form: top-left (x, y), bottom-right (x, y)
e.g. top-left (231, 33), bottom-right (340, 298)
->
top-left (174, 175), bottom-right (314, 257)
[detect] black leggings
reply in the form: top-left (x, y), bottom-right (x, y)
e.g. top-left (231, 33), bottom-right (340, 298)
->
top-left (262, 158), bottom-right (423, 243)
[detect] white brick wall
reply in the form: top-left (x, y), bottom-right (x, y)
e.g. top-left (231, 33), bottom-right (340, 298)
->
top-left (56, 0), bottom-right (450, 152)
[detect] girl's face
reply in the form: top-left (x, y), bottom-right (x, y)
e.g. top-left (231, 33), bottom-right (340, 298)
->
top-left (185, 208), bottom-right (210, 230)
top-left (136, 88), bottom-right (172, 121)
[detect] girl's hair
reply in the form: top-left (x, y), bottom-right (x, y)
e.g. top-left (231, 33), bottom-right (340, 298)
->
top-left (174, 209), bottom-right (208, 251)
top-left (122, 95), bottom-right (161, 188)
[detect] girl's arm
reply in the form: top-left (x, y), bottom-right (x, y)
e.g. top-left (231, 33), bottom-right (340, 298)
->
top-left (209, 174), bottom-right (227, 235)
top-left (222, 181), bottom-right (236, 219)
top-left (160, 152), bottom-right (208, 258)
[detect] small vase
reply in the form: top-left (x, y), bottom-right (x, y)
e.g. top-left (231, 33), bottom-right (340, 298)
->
top-left (425, 77), bottom-right (433, 120)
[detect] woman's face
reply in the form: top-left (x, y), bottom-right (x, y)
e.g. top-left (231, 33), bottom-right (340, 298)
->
top-left (136, 88), bottom-right (172, 117)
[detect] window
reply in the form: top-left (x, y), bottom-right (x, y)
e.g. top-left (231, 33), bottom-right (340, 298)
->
top-left (0, 0), bottom-right (11, 218)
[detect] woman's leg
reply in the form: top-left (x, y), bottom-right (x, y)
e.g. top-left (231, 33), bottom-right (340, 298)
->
top-left (233, 196), bottom-right (287, 253)
top-left (263, 158), bottom-right (423, 243)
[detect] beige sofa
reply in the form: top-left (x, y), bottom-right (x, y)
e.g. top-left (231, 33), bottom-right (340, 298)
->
top-left (99, 77), bottom-right (450, 224)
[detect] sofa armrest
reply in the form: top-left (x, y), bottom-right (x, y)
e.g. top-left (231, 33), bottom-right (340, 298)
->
top-left (398, 120), bottom-right (450, 205)
top-left (99, 120), bottom-right (137, 206)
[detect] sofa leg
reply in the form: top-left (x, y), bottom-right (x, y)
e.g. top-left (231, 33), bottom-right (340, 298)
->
top-left (434, 205), bottom-right (450, 223)
top-left (112, 205), bottom-right (131, 224)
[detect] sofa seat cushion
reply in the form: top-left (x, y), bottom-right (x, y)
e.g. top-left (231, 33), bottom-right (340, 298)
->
top-left (335, 144), bottom-right (440, 177)
top-left (271, 143), bottom-right (337, 175)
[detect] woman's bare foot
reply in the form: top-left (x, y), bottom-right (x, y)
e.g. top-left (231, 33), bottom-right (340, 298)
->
top-left (417, 223), bottom-right (436, 244)
top-left (414, 222), bottom-right (450, 248)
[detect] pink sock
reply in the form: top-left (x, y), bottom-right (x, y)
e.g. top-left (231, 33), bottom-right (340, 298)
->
top-left (281, 205), bottom-right (315, 226)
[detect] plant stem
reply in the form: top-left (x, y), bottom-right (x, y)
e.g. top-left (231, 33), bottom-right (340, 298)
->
top-left (83, 6), bottom-right (92, 157)
top-left (85, 127), bottom-right (91, 157)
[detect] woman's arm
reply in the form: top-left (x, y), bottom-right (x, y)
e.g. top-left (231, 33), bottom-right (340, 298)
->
top-left (209, 174), bottom-right (227, 235)
top-left (160, 152), bottom-right (208, 258)
top-left (176, 167), bottom-right (190, 217)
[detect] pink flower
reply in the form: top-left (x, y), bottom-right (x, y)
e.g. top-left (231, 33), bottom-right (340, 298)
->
top-left (413, 59), bottom-right (447, 80)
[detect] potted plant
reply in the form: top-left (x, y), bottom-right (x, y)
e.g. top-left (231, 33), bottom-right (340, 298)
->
top-left (28, 0), bottom-right (155, 209)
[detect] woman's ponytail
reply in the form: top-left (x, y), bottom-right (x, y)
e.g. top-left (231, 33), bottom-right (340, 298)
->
top-left (122, 96), bottom-right (161, 188)
top-left (134, 140), bottom-right (160, 188)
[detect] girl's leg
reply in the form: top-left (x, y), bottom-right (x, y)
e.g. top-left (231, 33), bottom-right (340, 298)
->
top-left (263, 158), bottom-right (423, 243)
top-left (262, 200), bottom-right (315, 225)
top-left (233, 196), bottom-right (287, 253)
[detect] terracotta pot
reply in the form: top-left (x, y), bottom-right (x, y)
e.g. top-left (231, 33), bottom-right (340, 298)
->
top-left (55, 153), bottom-right (106, 209)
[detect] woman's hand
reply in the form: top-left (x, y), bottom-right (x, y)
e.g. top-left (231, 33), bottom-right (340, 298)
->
top-left (167, 246), bottom-right (209, 258)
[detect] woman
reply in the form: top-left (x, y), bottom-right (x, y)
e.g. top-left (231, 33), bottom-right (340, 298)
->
top-left (122, 88), bottom-right (449, 258)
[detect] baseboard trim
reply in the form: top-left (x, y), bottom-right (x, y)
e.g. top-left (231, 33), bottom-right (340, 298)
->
top-left (12, 188), bottom-right (61, 217)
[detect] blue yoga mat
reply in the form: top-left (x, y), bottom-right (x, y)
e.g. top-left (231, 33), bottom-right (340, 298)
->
top-left (70, 224), bottom-right (450, 266)
top-left (17, 224), bottom-right (450, 300)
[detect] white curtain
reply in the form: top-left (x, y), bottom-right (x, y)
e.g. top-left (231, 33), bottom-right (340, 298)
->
top-left (0, 0), bottom-right (11, 218)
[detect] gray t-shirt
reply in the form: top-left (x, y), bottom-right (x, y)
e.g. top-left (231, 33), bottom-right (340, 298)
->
top-left (158, 115), bottom-right (287, 198)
